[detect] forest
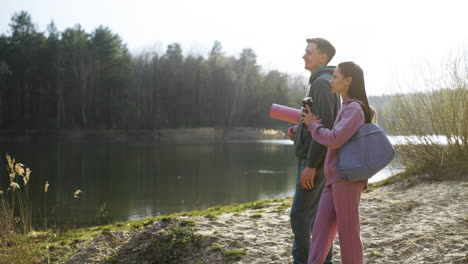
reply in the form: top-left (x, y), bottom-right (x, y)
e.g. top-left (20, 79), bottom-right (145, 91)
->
top-left (0, 11), bottom-right (315, 131)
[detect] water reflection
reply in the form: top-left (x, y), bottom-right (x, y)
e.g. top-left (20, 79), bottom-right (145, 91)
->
top-left (251, 135), bottom-right (456, 146)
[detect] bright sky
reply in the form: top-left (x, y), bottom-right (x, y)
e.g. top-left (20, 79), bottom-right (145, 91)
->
top-left (1, 0), bottom-right (468, 95)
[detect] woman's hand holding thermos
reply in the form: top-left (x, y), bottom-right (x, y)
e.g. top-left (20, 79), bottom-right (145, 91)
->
top-left (301, 104), bottom-right (321, 126)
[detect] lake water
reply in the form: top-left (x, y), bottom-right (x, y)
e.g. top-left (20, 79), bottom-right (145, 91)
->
top-left (0, 138), bottom-right (403, 227)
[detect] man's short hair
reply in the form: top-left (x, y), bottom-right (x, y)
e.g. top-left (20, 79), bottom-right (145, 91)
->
top-left (306, 38), bottom-right (336, 64)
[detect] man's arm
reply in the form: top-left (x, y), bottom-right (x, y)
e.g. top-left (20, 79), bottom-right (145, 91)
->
top-left (306, 78), bottom-right (336, 168)
top-left (300, 77), bottom-right (336, 190)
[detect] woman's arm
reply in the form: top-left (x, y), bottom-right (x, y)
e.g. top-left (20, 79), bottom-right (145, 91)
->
top-left (306, 103), bottom-right (365, 149)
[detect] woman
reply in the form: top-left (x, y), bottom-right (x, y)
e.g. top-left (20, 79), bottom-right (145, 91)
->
top-left (301, 61), bottom-right (373, 264)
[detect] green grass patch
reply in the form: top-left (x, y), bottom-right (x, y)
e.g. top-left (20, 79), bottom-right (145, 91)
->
top-left (204, 214), bottom-right (217, 220)
top-left (223, 249), bottom-right (247, 261)
top-left (179, 220), bottom-right (196, 227)
top-left (168, 198), bottom-right (282, 218)
top-left (276, 201), bottom-right (292, 211)
top-left (158, 216), bottom-right (173, 223)
top-left (211, 243), bottom-right (223, 251)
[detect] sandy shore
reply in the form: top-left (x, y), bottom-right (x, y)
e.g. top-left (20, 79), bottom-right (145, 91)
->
top-left (64, 177), bottom-right (468, 264)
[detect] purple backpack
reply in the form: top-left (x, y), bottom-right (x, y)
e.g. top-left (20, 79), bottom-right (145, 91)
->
top-left (337, 114), bottom-right (395, 182)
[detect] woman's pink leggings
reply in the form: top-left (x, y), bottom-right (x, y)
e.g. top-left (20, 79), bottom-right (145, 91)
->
top-left (308, 180), bottom-right (366, 264)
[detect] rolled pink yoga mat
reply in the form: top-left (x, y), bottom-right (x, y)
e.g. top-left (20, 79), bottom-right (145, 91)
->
top-left (269, 104), bottom-right (301, 124)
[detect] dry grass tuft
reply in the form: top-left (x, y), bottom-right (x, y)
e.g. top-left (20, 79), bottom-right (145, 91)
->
top-left (0, 154), bottom-right (41, 263)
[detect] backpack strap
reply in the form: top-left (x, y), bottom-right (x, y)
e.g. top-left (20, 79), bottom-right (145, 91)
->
top-left (347, 99), bottom-right (371, 123)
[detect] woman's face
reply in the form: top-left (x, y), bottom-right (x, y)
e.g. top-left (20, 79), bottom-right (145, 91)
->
top-left (330, 67), bottom-right (351, 95)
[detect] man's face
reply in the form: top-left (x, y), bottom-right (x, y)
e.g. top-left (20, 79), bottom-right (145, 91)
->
top-left (302, 42), bottom-right (325, 72)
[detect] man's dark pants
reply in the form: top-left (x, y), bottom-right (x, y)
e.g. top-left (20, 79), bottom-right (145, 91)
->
top-left (290, 158), bottom-right (333, 264)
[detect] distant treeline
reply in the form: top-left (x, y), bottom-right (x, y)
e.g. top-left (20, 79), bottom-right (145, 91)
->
top-left (0, 11), bottom-right (400, 133)
top-left (0, 11), bottom-right (308, 130)
top-left (368, 95), bottom-right (396, 133)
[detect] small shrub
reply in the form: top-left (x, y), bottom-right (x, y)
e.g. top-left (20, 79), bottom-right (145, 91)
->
top-left (393, 53), bottom-right (468, 175)
top-left (150, 225), bottom-right (202, 263)
top-left (159, 216), bottom-right (173, 223)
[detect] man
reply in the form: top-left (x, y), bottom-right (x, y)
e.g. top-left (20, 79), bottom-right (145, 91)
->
top-left (288, 38), bottom-right (340, 264)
